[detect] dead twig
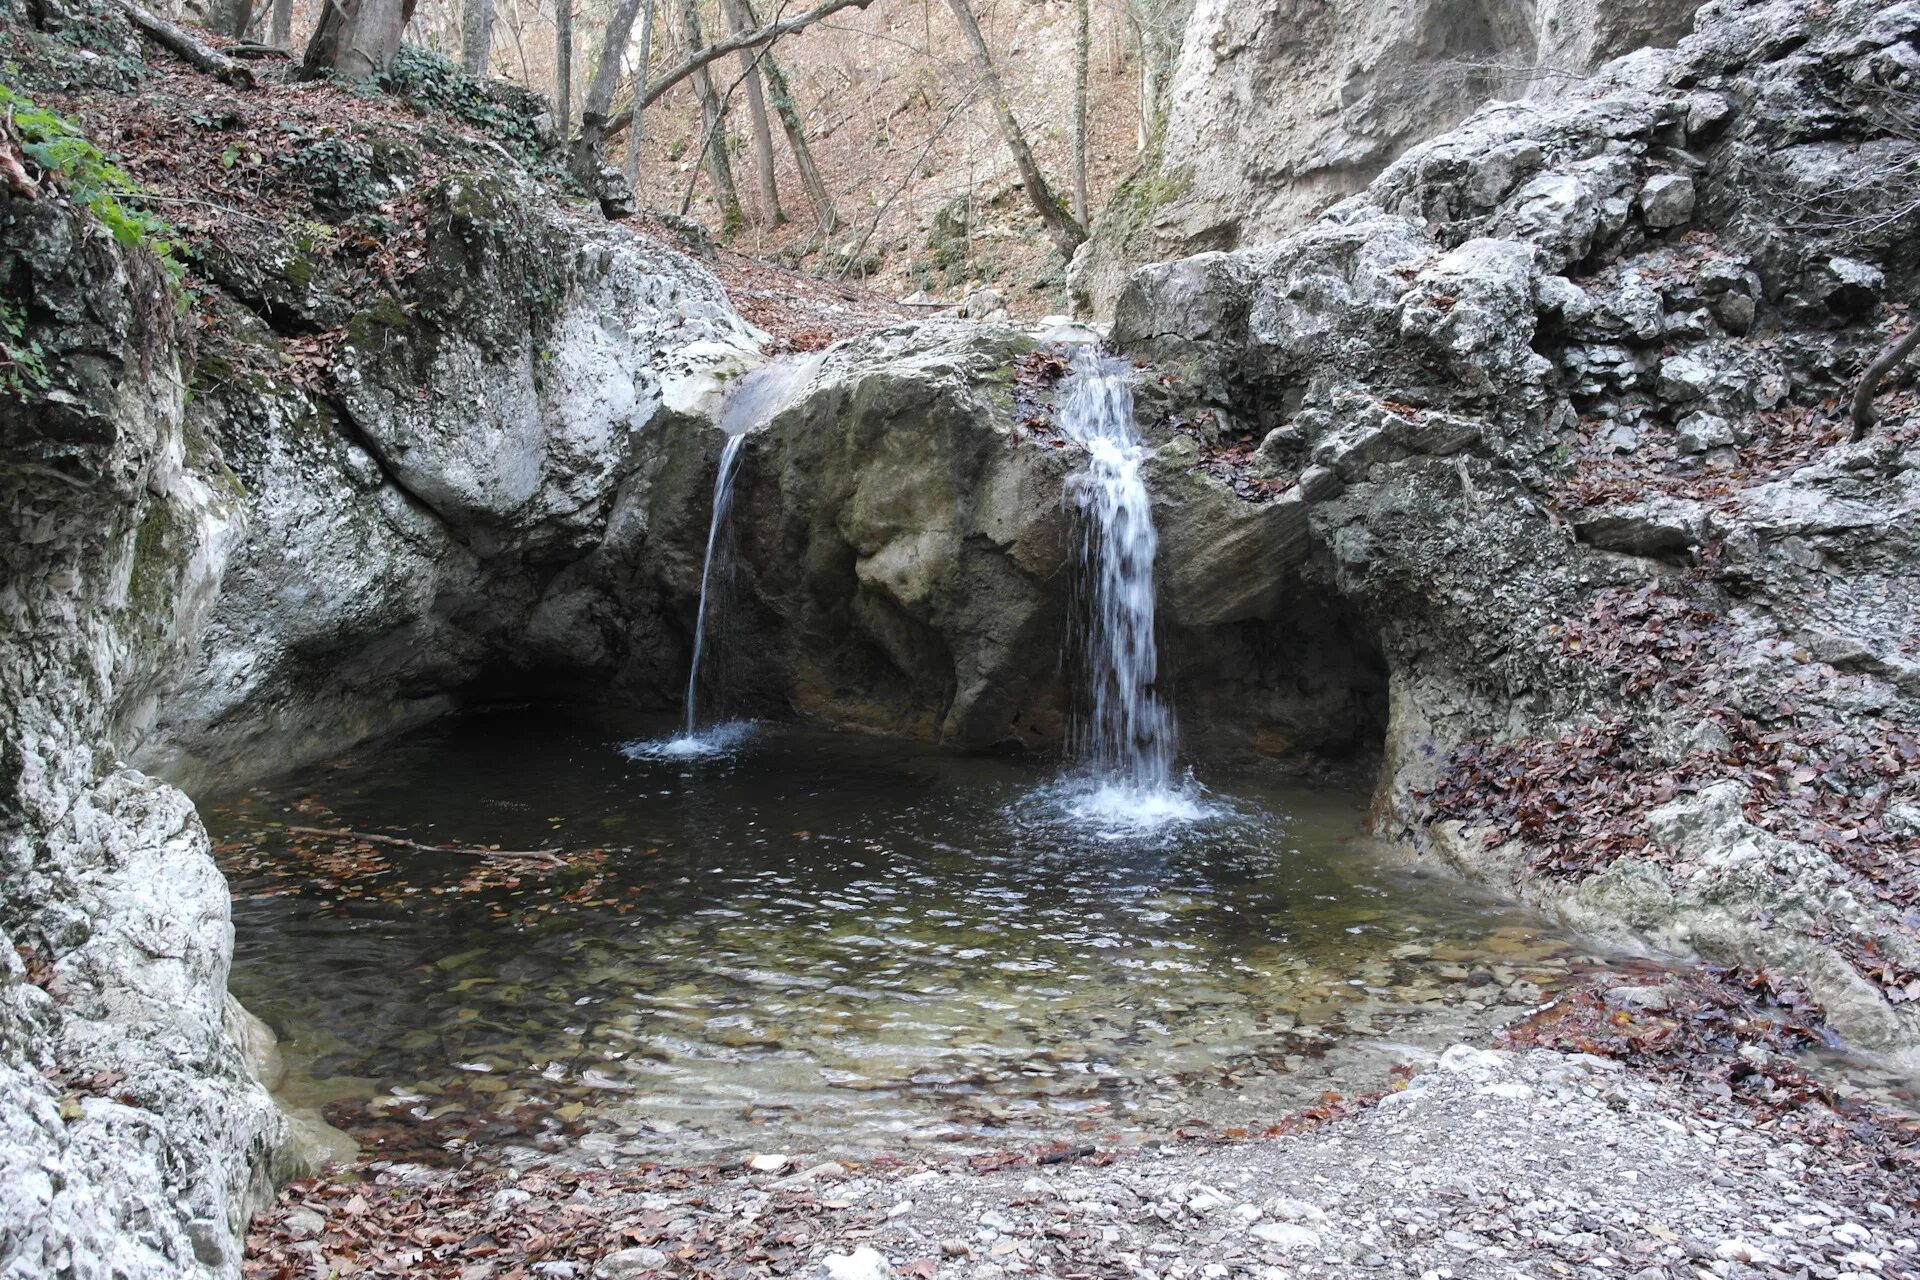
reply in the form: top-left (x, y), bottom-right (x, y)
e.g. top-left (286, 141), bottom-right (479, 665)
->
top-left (284, 825), bottom-right (567, 868)
top-left (1852, 324), bottom-right (1920, 440)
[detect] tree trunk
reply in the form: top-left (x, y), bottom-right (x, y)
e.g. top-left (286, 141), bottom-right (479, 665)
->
top-left (301, 0), bottom-right (412, 78)
top-left (941, 0), bottom-right (1085, 258)
top-left (742, 0), bottom-right (835, 232)
top-left (118, 0), bottom-right (256, 84)
top-left (624, 0), bottom-right (654, 181)
top-left (1071, 0), bottom-right (1089, 225)
top-left (625, 0), bottom-right (654, 184)
top-left (461, 0), bottom-right (493, 74)
top-left (720, 0), bottom-right (783, 226)
top-left (681, 0), bottom-right (744, 235)
top-left (570, 0), bottom-right (645, 179)
top-left (555, 0), bottom-right (574, 132)
top-left (1851, 324), bottom-right (1920, 440)
top-left (269, 0), bottom-right (292, 46)
top-left (210, 0), bottom-right (248, 37)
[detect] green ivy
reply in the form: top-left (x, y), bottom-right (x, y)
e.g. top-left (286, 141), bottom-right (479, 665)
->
top-left (0, 296), bottom-right (49, 397)
top-left (0, 82), bottom-right (184, 276)
top-left (374, 45), bottom-right (547, 159)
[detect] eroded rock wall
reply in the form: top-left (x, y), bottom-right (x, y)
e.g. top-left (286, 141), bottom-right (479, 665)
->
top-left (0, 193), bottom-right (289, 1279)
top-left (134, 172), bottom-right (761, 792)
top-left (1069, 0), bottom-right (1706, 319)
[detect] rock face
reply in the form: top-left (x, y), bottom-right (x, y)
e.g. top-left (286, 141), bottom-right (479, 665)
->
top-left (1, 194), bottom-right (290, 1278)
top-left (1112, 0), bottom-right (1920, 1056)
top-left (1069, 0), bottom-right (1706, 318)
top-left (134, 171), bottom-right (761, 792)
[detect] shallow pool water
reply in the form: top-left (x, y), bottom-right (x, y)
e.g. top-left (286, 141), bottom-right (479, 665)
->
top-left (211, 710), bottom-right (1622, 1167)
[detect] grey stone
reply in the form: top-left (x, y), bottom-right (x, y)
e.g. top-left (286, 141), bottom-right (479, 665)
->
top-left (1638, 173), bottom-right (1697, 228)
top-left (1675, 411), bottom-right (1736, 453)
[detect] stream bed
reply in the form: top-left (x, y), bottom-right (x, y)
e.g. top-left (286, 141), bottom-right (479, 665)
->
top-left (210, 709), bottom-right (1647, 1169)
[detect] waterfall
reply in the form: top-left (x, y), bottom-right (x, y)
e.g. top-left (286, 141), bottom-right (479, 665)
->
top-left (624, 355), bottom-right (824, 762)
top-left (1057, 348), bottom-right (1189, 816)
top-left (683, 430), bottom-right (747, 737)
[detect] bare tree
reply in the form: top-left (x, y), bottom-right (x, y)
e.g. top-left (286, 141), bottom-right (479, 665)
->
top-left (571, 0), bottom-right (647, 179)
top-left (1852, 324), bottom-right (1920, 440)
top-left (941, 0), bottom-right (1085, 257)
top-left (599, 0), bottom-right (878, 141)
top-left (302, 0), bottom-right (416, 78)
top-left (681, 0), bottom-right (745, 235)
top-left (1071, 0), bottom-right (1089, 224)
top-left (721, 0), bottom-right (783, 226)
top-left (462, 0), bottom-right (494, 74)
top-left (625, 0), bottom-right (654, 184)
top-left (270, 0), bottom-right (292, 45)
top-left (741, 0), bottom-right (835, 233)
top-left (556, 0), bottom-right (574, 130)
top-left (1117, 0), bottom-right (1192, 149)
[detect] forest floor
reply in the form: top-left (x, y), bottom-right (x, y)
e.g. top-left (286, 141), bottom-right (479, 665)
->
top-left (243, 967), bottom-right (1920, 1280)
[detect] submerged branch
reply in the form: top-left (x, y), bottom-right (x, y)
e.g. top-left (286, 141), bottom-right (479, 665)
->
top-left (285, 825), bottom-right (568, 868)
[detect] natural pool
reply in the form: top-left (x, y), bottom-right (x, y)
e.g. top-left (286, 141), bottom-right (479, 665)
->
top-left (210, 709), bottom-right (1629, 1169)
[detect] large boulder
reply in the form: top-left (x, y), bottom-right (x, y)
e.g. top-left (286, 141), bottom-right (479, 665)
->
top-left (136, 173), bottom-right (761, 790)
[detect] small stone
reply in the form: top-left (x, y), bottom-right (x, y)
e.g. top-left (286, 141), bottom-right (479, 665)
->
top-left (1251, 1222), bottom-right (1320, 1250)
top-left (1639, 173), bottom-right (1696, 229)
top-left (821, 1247), bottom-right (893, 1280)
top-left (596, 1247), bottom-right (668, 1279)
top-left (1657, 354), bottom-right (1716, 402)
top-left (748, 1152), bottom-right (790, 1173)
top-left (283, 1208), bottom-right (325, 1240)
top-left (1674, 411), bottom-right (1734, 454)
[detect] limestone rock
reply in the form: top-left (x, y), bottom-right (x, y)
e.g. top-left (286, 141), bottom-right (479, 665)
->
top-left (1069, 0), bottom-right (1707, 318)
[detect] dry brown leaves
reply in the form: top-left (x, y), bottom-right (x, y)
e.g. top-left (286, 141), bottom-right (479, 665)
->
top-left (1421, 575), bottom-right (1920, 996)
top-left (1549, 394), bottom-right (1920, 515)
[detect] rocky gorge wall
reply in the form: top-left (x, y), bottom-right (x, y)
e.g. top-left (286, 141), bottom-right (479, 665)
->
top-left (0, 190), bottom-right (289, 1278)
top-left (1068, 0), bottom-right (1708, 318)
top-left (1111, 0), bottom-right (1920, 1056)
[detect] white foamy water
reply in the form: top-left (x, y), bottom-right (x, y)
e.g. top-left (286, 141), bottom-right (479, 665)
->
top-left (1051, 348), bottom-right (1203, 827)
top-left (620, 720), bottom-right (758, 761)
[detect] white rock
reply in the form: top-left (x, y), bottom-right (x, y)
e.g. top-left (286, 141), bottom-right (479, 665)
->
top-left (821, 1246), bottom-right (893, 1280)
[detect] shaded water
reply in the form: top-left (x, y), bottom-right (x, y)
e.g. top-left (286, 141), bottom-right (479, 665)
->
top-left (213, 711), bottom-right (1622, 1167)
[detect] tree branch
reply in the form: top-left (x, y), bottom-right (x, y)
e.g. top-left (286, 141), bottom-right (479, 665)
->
top-left (285, 824), bottom-right (568, 868)
top-left (1851, 323), bottom-right (1920, 441)
top-left (600, 0), bottom-right (874, 140)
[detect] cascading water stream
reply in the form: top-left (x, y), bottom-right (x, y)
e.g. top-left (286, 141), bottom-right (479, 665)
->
top-left (1053, 347), bottom-right (1202, 826)
top-left (682, 430), bottom-right (746, 738)
top-left (624, 355), bottom-right (823, 761)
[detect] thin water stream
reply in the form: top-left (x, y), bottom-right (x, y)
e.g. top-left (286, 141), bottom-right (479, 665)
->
top-left (211, 710), bottom-right (1638, 1169)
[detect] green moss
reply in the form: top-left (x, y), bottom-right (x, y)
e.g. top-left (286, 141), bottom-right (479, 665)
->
top-left (126, 500), bottom-right (183, 628)
top-left (0, 296), bottom-right (50, 398)
top-left (345, 294), bottom-right (414, 349)
top-left (1098, 151), bottom-right (1193, 246)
